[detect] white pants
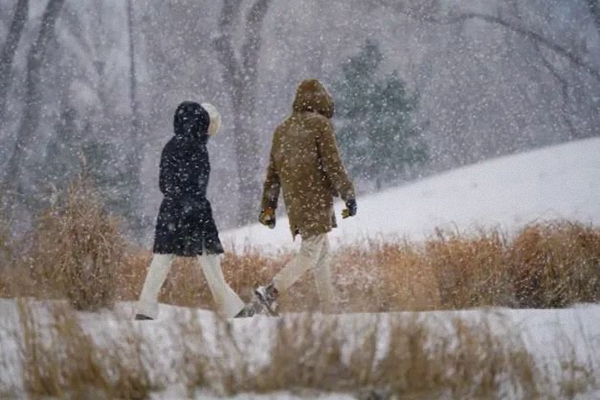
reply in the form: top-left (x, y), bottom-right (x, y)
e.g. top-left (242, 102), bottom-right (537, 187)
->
top-left (272, 233), bottom-right (335, 311)
top-left (136, 253), bottom-right (245, 319)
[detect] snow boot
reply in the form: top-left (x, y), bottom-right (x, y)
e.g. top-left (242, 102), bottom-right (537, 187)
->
top-left (254, 283), bottom-right (279, 317)
top-left (233, 302), bottom-right (258, 318)
top-left (134, 313), bottom-right (154, 320)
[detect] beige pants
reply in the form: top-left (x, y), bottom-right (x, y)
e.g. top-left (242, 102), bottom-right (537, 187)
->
top-left (272, 233), bottom-right (335, 311)
top-left (136, 253), bottom-right (245, 319)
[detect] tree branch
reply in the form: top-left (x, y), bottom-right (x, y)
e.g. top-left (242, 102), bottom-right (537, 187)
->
top-left (0, 0), bottom-right (29, 124)
top-left (213, 0), bottom-right (243, 106)
top-left (438, 12), bottom-right (600, 83)
top-left (241, 0), bottom-right (270, 81)
top-left (3, 0), bottom-right (66, 205)
top-left (371, 0), bottom-right (600, 83)
top-left (533, 41), bottom-right (578, 139)
top-left (586, 0), bottom-right (600, 35)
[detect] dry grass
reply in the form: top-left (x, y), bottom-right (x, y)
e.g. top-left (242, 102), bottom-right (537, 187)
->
top-left (510, 221), bottom-right (600, 308)
top-left (17, 299), bottom-right (160, 399)
top-left (10, 299), bottom-right (598, 399)
top-left (4, 220), bottom-right (600, 313)
top-left (28, 180), bottom-right (123, 311)
top-left (254, 314), bottom-right (347, 392)
top-left (376, 316), bottom-right (540, 399)
top-left (2, 184), bottom-right (599, 314)
top-left (424, 228), bottom-right (515, 309)
top-left (333, 241), bottom-right (441, 312)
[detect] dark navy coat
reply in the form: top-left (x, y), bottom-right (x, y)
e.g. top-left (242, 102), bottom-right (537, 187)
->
top-left (152, 101), bottom-right (224, 256)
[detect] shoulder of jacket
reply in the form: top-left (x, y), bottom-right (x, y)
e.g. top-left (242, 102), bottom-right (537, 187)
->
top-left (299, 112), bottom-right (329, 131)
top-left (305, 111), bottom-right (329, 123)
top-left (308, 114), bottom-right (333, 137)
top-left (162, 138), bottom-right (176, 153)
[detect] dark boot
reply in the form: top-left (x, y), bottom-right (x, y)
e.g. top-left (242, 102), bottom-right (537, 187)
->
top-left (134, 313), bottom-right (153, 320)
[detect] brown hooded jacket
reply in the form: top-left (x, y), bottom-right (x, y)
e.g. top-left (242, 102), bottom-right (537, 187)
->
top-left (261, 79), bottom-right (355, 238)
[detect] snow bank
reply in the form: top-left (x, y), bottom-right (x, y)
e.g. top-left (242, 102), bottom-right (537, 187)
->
top-left (222, 138), bottom-right (600, 252)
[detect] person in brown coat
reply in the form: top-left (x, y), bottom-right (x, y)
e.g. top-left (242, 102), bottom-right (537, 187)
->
top-left (254, 79), bottom-right (357, 315)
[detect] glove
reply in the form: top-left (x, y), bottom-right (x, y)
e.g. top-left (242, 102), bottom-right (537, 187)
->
top-left (341, 198), bottom-right (357, 218)
top-left (259, 208), bottom-right (276, 229)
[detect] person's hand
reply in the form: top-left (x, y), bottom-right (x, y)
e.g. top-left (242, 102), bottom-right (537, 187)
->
top-left (341, 199), bottom-right (357, 218)
top-left (259, 208), bottom-right (276, 228)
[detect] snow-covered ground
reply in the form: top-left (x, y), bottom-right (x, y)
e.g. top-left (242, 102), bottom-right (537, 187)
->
top-left (0, 300), bottom-right (599, 399)
top-left (1, 138), bottom-right (600, 399)
top-left (221, 137), bottom-right (600, 252)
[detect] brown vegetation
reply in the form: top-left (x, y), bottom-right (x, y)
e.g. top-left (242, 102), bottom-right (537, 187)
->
top-left (510, 221), bottom-right (600, 308)
top-left (0, 177), bottom-right (599, 313)
top-left (1, 191), bottom-right (597, 398)
top-left (1, 180), bottom-right (122, 311)
top-left (13, 300), bottom-right (583, 399)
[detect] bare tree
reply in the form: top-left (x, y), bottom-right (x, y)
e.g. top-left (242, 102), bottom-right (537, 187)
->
top-left (586, 0), bottom-right (600, 35)
top-left (125, 0), bottom-right (145, 232)
top-left (214, 0), bottom-right (272, 225)
top-left (445, 5), bottom-right (600, 142)
top-left (372, 0), bottom-right (600, 84)
top-left (0, 0), bottom-right (28, 127)
top-left (3, 0), bottom-right (66, 211)
top-left (372, 0), bottom-right (600, 147)
top-left (127, 0), bottom-right (141, 183)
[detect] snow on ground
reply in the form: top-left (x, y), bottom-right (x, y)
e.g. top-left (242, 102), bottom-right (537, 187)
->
top-left (221, 137), bottom-right (600, 252)
top-left (2, 139), bottom-right (600, 398)
top-left (0, 299), bottom-right (599, 399)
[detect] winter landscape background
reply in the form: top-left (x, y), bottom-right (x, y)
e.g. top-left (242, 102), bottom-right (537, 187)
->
top-left (1, 1), bottom-right (600, 399)
top-left (1, 0), bottom-right (600, 237)
top-left (0, 137), bottom-right (599, 399)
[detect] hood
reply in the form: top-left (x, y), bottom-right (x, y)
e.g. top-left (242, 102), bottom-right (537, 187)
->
top-left (201, 102), bottom-right (222, 136)
top-left (292, 79), bottom-right (334, 119)
top-left (173, 101), bottom-right (210, 143)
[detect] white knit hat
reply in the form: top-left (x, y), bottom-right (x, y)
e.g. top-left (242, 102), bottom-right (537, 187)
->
top-left (201, 102), bottom-right (222, 136)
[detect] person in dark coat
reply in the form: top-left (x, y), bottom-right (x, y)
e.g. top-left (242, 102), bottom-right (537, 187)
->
top-left (135, 101), bottom-right (246, 320)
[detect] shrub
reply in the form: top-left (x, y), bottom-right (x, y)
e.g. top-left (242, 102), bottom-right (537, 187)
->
top-left (31, 179), bottom-right (122, 311)
top-left (18, 299), bottom-right (159, 399)
top-left (509, 221), bottom-right (600, 308)
top-left (8, 217), bottom-right (600, 312)
top-left (424, 228), bottom-right (515, 309)
top-left (333, 240), bottom-right (441, 312)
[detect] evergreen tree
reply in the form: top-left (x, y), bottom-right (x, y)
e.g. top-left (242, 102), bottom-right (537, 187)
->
top-left (335, 39), bottom-right (428, 190)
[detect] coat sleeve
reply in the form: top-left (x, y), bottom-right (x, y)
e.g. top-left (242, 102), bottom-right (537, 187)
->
top-left (158, 144), bottom-right (180, 197)
top-left (197, 147), bottom-right (210, 199)
top-left (315, 118), bottom-right (355, 201)
top-left (261, 140), bottom-right (281, 210)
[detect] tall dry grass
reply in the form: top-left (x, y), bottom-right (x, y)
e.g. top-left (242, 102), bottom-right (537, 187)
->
top-left (5, 221), bottom-right (600, 313)
top-left (17, 300), bottom-right (160, 399)
top-left (331, 221), bottom-right (600, 312)
top-left (2, 181), bottom-right (599, 313)
top-left (510, 221), bottom-right (600, 308)
top-left (333, 240), bottom-right (441, 312)
top-left (423, 228), bottom-right (515, 309)
top-left (27, 180), bottom-right (122, 311)
top-left (14, 301), bottom-right (568, 399)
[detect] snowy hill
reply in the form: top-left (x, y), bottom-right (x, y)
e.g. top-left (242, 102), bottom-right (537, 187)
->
top-left (1, 139), bottom-right (599, 399)
top-left (222, 138), bottom-right (600, 251)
